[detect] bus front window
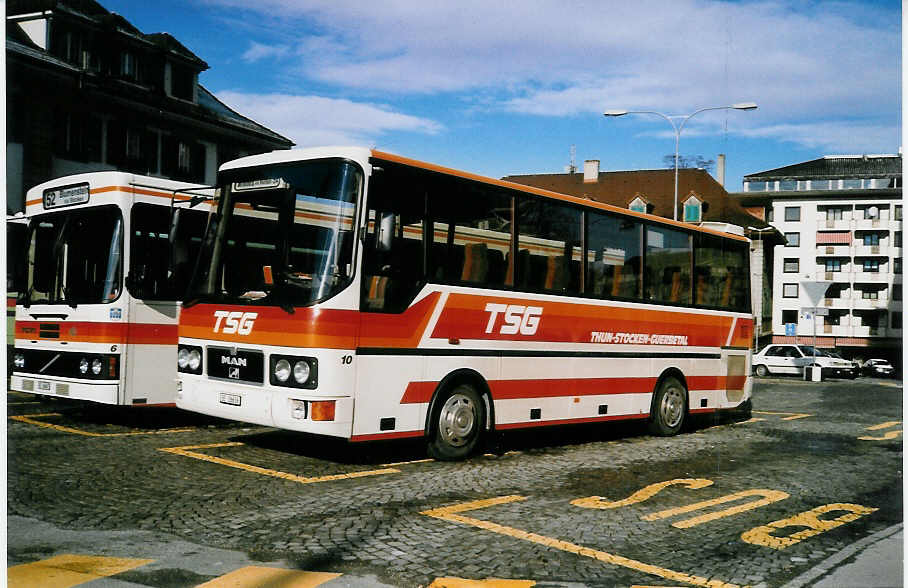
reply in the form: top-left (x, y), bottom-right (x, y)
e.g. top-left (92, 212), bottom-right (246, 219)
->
top-left (23, 205), bottom-right (123, 306)
top-left (189, 159), bottom-right (361, 308)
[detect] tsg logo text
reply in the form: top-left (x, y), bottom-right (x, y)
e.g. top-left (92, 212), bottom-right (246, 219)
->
top-left (213, 311), bottom-right (258, 335)
top-left (484, 303), bottom-right (542, 336)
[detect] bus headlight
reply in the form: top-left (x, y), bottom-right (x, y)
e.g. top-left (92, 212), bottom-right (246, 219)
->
top-left (13, 353), bottom-right (25, 369)
top-left (274, 359), bottom-right (291, 383)
top-left (79, 357), bottom-right (89, 374)
top-left (91, 358), bottom-right (103, 375)
top-left (270, 355), bottom-right (317, 388)
top-left (293, 361), bottom-right (310, 384)
top-left (177, 348), bottom-right (190, 369)
top-left (188, 349), bottom-right (201, 371)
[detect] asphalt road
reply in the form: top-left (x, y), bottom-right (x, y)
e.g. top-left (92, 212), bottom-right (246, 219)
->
top-left (7, 376), bottom-right (903, 587)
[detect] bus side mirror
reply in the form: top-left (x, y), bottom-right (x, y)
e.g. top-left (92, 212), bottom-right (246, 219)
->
top-left (377, 212), bottom-right (395, 252)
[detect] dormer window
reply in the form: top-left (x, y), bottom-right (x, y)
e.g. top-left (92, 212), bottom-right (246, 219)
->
top-left (121, 52), bottom-right (138, 80)
top-left (683, 194), bottom-right (702, 222)
top-left (628, 195), bottom-right (648, 214)
top-left (168, 63), bottom-right (197, 102)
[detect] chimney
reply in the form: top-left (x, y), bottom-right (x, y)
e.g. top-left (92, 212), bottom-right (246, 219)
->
top-left (717, 154), bottom-right (726, 188)
top-left (583, 160), bottom-right (600, 183)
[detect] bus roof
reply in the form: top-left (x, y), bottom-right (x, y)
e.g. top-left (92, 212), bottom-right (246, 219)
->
top-left (219, 146), bottom-right (749, 242)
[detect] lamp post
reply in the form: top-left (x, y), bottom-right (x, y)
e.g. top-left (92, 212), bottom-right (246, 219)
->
top-left (603, 102), bottom-right (758, 221)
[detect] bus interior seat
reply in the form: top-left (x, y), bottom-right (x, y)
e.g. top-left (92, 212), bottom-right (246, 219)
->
top-left (461, 242), bottom-right (489, 283)
top-left (695, 268), bottom-right (710, 305)
top-left (544, 255), bottom-right (565, 291)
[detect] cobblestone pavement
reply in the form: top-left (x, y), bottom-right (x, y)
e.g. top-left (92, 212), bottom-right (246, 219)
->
top-left (7, 377), bottom-right (902, 587)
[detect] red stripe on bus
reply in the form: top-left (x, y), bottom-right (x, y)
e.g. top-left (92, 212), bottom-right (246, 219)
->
top-left (15, 321), bottom-right (176, 344)
top-left (349, 430), bottom-right (425, 442)
top-left (401, 374), bottom-right (746, 404)
top-left (496, 413), bottom-right (648, 430)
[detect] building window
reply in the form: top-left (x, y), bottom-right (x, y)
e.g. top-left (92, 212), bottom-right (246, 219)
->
top-left (766, 207), bottom-right (774, 222)
top-left (862, 289), bottom-right (879, 300)
top-left (783, 283), bottom-right (798, 298)
top-left (812, 179), bottom-right (830, 190)
top-left (825, 259), bottom-right (841, 272)
top-left (784, 232), bottom-right (800, 247)
top-left (862, 233), bottom-right (880, 246)
top-left (893, 285), bottom-right (902, 301)
top-left (683, 195), bottom-right (702, 222)
top-left (628, 196), bottom-right (647, 214)
top-left (54, 112), bottom-right (103, 162)
top-left (121, 52), bottom-right (138, 80)
top-left (892, 312), bottom-right (902, 329)
top-left (895, 232), bottom-right (902, 248)
top-left (783, 258), bottom-right (799, 273)
top-left (896, 205), bottom-right (902, 220)
top-left (895, 258), bottom-right (902, 274)
top-left (863, 259), bottom-right (880, 273)
top-left (779, 180), bottom-right (797, 191)
top-left (784, 206), bottom-right (800, 222)
top-left (863, 207), bottom-right (881, 219)
top-left (844, 179), bottom-right (861, 189)
top-left (169, 64), bottom-right (196, 102)
top-left (782, 309), bottom-right (798, 324)
top-left (162, 136), bottom-right (205, 182)
top-left (747, 181), bottom-right (767, 192)
top-left (826, 208), bottom-right (843, 220)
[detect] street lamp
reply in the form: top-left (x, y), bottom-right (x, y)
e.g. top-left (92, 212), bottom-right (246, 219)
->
top-left (603, 102), bottom-right (758, 221)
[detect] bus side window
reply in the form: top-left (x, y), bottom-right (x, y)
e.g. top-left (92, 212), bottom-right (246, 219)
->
top-left (586, 212), bottom-right (642, 301)
top-left (517, 196), bottom-right (581, 295)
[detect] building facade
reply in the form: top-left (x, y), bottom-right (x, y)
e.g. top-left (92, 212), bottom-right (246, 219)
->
top-left (733, 155), bottom-right (902, 364)
top-left (6, 0), bottom-right (292, 214)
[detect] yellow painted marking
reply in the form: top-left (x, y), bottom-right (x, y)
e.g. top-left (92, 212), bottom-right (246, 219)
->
top-left (572, 478), bottom-right (713, 510)
top-left (197, 566), bottom-right (341, 587)
top-left (8, 401), bottom-right (42, 405)
top-left (753, 411), bottom-right (811, 421)
top-left (741, 503), bottom-right (878, 550)
top-left (429, 578), bottom-right (535, 587)
top-left (643, 489), bottom-right (790, 529)
top-left (8, 554), bottom-right (153, 587)
top-left (9, 414), bottom-right (193, 437)
top-left (422, 497), bottom-right (744, 588)
top-left (159, 442), bottom-right (400, 484)
top-left (858, 421), bottom-right (902, 441)
top-left (866, 421), bottom-right (901, 430)
top-left (381, 458), bottom-right (435, 467)
top-left (737, 418), bottom-right (765, 424)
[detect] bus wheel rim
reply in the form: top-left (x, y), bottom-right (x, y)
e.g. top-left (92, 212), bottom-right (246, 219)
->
top-left (660, 384), bottom-right (684, 428)
top-left (438, 393), bottom-right (475, 447)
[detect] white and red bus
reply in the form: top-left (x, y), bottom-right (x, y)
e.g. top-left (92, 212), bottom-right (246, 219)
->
top-left (10, 171), bottom-right (210, 405)
top-left (176, 147), bottom-right (753, 459)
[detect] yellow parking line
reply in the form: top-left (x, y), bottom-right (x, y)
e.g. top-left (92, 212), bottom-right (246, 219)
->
top-left (865, 421), bottom-right (901, 431)
top-left (429, 578), bottom-right (536, 587)
top-left (197, 566), bottom-right (341, 587)
top-left (421, 497), bottom-right (744, 588)
top-left (159, 442), bottom-right (401, 484)
top-left (859, 421), bottom-right (902, 441)
top-left (753, 411), bottom-right (812, 421)
top-left (9, 413), bottom-right (193, 437)
top-left (7, 554), bottom-right (152, 587)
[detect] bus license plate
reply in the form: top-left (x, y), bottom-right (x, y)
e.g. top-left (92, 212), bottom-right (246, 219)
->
top-left (36, 381), bottom-right (51, 392)
top-left (219, 392), bottom-right (242, 406)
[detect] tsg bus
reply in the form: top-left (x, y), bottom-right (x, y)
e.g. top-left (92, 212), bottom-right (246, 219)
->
top-left (176, 147), bottom-right (752, 459)
top-left (11, 171), bottom-right (209, 405)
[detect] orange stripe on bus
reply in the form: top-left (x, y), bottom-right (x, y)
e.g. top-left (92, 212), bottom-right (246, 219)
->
top-left (15, 321), bottom-right (176, 345)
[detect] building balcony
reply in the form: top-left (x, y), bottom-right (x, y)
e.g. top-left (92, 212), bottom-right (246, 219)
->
top-left (821, 325), bottom-right (851, 336)
top-left (819, 218), bottom-right (852, 230)
top-left (851, 297), bottom-right (889, 310)
top-left (852, 271), bottom-right (888, 283)
top-left (821, 297), bottom-right (851, 308)
top-left (815, 244), bottom-right (851, 256)
top-left (853, 244), bottom-right (889, 257)
top-left (820, 271), bottom-right (853, 282)
top-left (851, 325), bottom-right (889, 337)
top-left (855, 218), bottom-right (885, 230)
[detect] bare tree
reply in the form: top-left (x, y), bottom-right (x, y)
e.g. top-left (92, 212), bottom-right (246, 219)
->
top-left (662, 155), bottom-right (715, 173)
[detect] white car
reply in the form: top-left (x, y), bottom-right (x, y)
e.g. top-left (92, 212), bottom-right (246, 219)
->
top-left (862, 359), bottom-right (895, 378)
top-left (752, 344), bottom-right (856, 379)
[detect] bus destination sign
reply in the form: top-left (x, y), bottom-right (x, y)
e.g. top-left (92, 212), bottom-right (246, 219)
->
top-left (44, 183), bottom-right (90, 209)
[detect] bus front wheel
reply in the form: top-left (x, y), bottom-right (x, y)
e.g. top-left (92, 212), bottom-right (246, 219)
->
top-left (427, 383), bottom-right (485, 461)
top-left (649, 376), bottom-right (687, 436)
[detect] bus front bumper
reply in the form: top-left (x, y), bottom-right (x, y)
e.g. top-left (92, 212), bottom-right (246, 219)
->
top-left (10, 374), bottom-right (119, 404)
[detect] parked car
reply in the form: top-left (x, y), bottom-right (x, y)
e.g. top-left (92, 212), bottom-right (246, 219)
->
top-left (861, 358), bottom-right (895, 378)
top-left (752, 344), bottom-right (856, 379)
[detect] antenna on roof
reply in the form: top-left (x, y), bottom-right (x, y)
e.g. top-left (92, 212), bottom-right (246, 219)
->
top-left (568, 145), bottom-right (577, 174)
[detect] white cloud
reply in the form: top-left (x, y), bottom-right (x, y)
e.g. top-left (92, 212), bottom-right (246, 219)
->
top-left (241, 41), bottom-right (290, 63)
top-left (215, 91), bottom-right (444, 147)
top-left (200, 0), bottom-right (899, 150)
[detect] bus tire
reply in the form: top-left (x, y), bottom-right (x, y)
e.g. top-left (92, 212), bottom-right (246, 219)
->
top-left (427, 383), bottom-right (485, 461)
top-left (754, 364), bottom-right (769, 377)
top-left (648, 376), bottom-right (687, 436)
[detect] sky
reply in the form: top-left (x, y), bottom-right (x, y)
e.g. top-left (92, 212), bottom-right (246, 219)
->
top-left (99, 0), bottom-right (901, 192)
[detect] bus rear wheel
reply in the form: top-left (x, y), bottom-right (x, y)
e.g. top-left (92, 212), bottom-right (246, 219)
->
top-left (649, 376), bottom-right (687, 436)
top-left (427, 383), bottom-right (485, 461)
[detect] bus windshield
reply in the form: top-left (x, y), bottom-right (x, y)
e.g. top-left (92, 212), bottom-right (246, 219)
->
top-left (22, 205), bottom-right (123, 306)
top-left (188, 159), bottom-right (362, 309)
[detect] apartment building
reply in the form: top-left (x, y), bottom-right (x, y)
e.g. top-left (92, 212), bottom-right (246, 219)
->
top-left (733, 154), bottom-right (902, 362)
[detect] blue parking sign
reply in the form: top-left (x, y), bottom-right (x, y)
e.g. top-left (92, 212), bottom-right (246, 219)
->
top-left (785, 322), bottom-right (796, 336)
